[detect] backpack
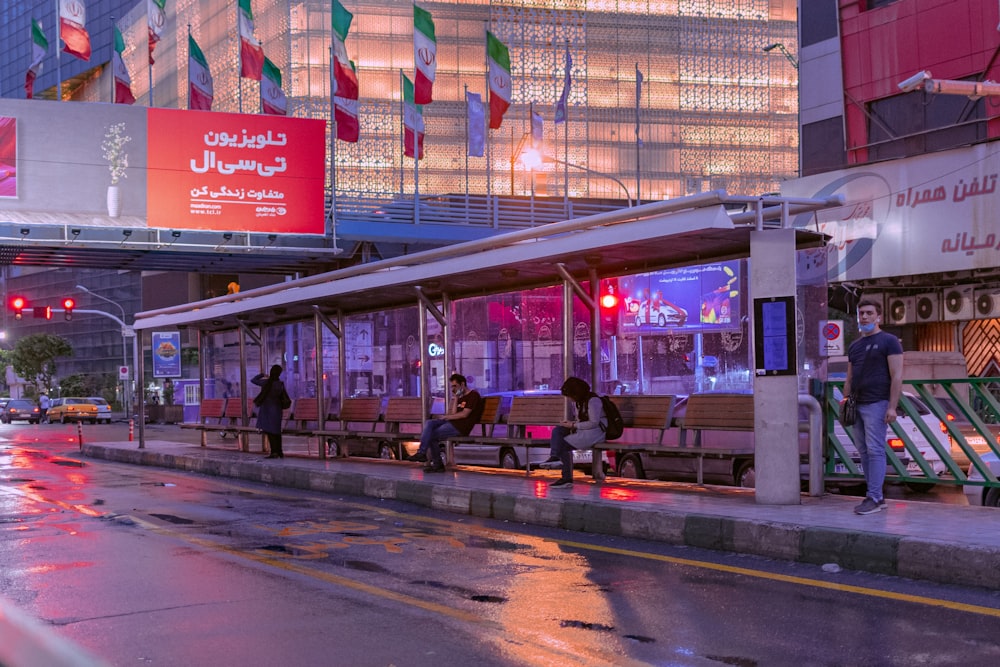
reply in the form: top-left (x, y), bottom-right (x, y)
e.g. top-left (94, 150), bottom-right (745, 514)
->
top-left (598, 395), bottom-right (624, 440)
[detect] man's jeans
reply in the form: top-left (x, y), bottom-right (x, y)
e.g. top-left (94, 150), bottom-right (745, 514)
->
top-left (852, 400), bottom-right (889, 503)
top-left (419, 418), bottom-right (459, 466)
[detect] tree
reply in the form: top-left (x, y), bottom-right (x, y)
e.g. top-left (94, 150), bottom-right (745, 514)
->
top-left (11, 334), bottom-right (73, 396)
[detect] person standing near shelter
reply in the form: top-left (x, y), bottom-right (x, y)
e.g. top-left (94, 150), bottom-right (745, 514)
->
top-left (252, 365), bottom-right (290, 459)
top-left (843, 299), bottom-right (903, 515)
top-left (549, 377), bottom-right (606, 488)
top-left (406, 373), bottom-right (483, 472)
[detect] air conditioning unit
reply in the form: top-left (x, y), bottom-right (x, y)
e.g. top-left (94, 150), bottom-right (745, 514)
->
top-left (943, 286), bottom-right (975, 321)
top-left (886, 296), bottom-right (914, 325)
top-left (974, 289), bottom-right (1000, 319)
top-left (915, 293), bottom-right (940, 323)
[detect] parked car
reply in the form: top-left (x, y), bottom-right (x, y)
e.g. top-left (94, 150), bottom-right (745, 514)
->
top-left (85, 397), bottom-right (113, 424)
top-left (47, 397), bottom-right (99, 424)
top-left (1, 399), bottom-right (41, 424)
top-left (963, 452), bottom-right (1000, 507)
top-left (932, 396), bottom-right (1000, 469)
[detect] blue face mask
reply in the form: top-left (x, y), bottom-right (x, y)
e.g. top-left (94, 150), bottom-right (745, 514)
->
top-left (858, 322), bottom-right (876, 334)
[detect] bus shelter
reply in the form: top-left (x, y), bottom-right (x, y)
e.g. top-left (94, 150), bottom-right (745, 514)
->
top-left (131, 190), bottom-right (840, 502)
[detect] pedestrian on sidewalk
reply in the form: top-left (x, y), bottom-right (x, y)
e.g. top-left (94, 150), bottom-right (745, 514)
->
top-left (252, 364), bottom-right (290, 459)
top-left (549, 377), bottom-right (606, 488)
top-left (844, 298), bottom-right (903, 515)
top-left (406, 373), bottom-right (483, 472)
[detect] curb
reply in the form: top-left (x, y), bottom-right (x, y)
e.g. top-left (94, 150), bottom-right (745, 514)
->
top-left (81, 444), bottom-right (1000, 589)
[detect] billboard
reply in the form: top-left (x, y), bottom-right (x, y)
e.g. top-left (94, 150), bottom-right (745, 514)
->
top-left (0, 99), bottom-right (326, 235)
top-left (618, 261), bottom-right (742, 334)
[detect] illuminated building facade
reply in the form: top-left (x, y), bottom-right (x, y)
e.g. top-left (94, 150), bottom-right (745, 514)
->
top-left (2, 0), bottom-right (798, 229)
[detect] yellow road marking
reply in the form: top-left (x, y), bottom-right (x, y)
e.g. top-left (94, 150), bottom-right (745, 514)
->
top-left (550, 538), bottom-right (1000, 619)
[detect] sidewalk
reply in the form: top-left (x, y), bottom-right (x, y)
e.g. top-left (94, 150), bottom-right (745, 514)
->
top-left (80, 437), bottom-right (1000, 590)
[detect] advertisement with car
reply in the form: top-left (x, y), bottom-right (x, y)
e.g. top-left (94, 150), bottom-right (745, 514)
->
top-left (617, 261), bottom-right (742, 334)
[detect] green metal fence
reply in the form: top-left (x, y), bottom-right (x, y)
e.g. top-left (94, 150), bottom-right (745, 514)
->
top-left (825, 379), bottom-right (1000, 499)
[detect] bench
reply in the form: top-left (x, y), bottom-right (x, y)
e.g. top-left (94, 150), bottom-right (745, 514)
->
top-left (179, 398), bottom-right (227, 446)
top-left (311, 397), bottom-right (384, 458)
top-left (593, 395), bottom-right (676, 481)
top-left (444, 395), bottom-right (503, 465)
top-left (283, 397), bottom-right (327, 435)
top-left (675, 393), bottom-right (755, 484)
top-left (447, 395), bottom-right (567, 473)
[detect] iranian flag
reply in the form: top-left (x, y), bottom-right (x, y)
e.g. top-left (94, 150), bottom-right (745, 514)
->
top-left (412, 4), bottom-right (436, 105)
top-left (238, 0), bottom-right (264, 81)
top-left (148, 0), bottom-right (166, 65)
top-left (59, 0), bottom-right (91, 61)
top-left (113, 26), bottom-right (136, 105)
top-left (25, 19), bottom-right (48, 99)
top-left (402, 74), bottom-right (424, 160)
top-left (335, 95), bottom-right (359, 143)
top-left (331, 0), bottom-right (358, 100)
top-left (261, 57), bottom-right (287, 115)
top-left (188, 34), bottom-right (214, 110)
top-left (487, 32), bottom-right (511, 129)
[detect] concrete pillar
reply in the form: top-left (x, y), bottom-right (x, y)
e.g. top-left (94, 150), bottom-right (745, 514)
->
top-left (750, 228), bottom-right (801, 505)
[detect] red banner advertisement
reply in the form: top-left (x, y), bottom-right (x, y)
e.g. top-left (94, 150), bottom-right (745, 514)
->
top-left (147, 108), bottom-right (326, 234)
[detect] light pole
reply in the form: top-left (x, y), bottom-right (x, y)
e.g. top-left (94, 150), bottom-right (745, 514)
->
top-left (76, 285), bottom-right (133, 420)
top-left (519, 146), bottom-right (633, 207)
top-left (763, 43), bottom-right (798, 69)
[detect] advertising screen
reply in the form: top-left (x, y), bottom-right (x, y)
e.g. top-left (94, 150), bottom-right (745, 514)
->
top-left (617, 261), bottom-right (742, 334)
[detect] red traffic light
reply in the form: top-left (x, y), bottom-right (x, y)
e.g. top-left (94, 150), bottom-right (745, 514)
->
top-left (600, 293), bottom-right (619, 309)
top-left (33, 306), bottom-right (52, 320)
top-left (61, 297), bottom-right (75, 321)
top-left (10, 295), bottom-right (26, 320)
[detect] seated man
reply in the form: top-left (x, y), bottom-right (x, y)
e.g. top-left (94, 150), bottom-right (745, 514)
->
top-left (406, 373), bottom-right (484, 472)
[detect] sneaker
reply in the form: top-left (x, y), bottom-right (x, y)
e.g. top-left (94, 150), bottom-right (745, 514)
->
top-left (550, 478), bottom-right (573, 488)
top-left (537, 461), bottom-right (561, 470)
top-left (853, 497), bottom-right (883, 515)
top-left (423, 464), bottom-right (446, 473)
top-left (543, 456), bottom-right (559, 464)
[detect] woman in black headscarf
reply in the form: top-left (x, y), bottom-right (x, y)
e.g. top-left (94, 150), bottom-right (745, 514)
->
top-left (252, 364), bottom-right (289, 458)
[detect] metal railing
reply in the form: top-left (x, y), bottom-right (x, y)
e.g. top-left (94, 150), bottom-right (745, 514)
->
top-left (824, 379), bottom-right (1000, 491)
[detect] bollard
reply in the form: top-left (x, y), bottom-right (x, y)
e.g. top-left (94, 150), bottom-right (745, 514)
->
top-left (77, 420), bottom-right (83, 450)
top-left (129, 419), bottom-right (134, 442)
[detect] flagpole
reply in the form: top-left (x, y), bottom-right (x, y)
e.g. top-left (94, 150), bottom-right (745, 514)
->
top-left (329, 46), bottom-right (338, 243)
top-left (635, 63), bottom-right (642, 205)
top-left (147, 6), bottom-right (154, 107)
top-left (484, 22), bottom-right (494, 228)
top-left (110, 17), bottom-right (116, 103)
top-left (237, 2), bottom-right (243, 114)
top-left (55, 0), bottom-right (62, 100)
top-left (463, 83), bottom-right (470, 214)
top-left (399, 69), bottom-right (405, 196)
top-left (186, 24), bottom-right (192, 109)
top-left (563, 40), bottom-right (570, 214)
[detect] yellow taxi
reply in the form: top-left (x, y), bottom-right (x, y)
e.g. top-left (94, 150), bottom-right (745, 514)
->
top-left (46, 397), bottom-right (100, 424)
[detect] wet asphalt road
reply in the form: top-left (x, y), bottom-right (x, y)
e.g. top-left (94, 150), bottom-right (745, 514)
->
top-left (2, 423), bottom-right (1000, 666)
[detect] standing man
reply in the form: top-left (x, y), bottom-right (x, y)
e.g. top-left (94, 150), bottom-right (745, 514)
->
top-left (406, 373), bottom-right (483, 472)
top-left (843, 298), bottom-right (903, 515)
top-left (38, 393), bottom-right (50, 423)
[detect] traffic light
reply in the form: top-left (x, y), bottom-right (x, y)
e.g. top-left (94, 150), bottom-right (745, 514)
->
top-left (61, 297), bottom-right (75, 321)
top-left (10, 296), bottom-right (26, 320)
top-left (599, 280), bottom-right (620, 334)
top-left (33, 306), bottom-right (52, 320)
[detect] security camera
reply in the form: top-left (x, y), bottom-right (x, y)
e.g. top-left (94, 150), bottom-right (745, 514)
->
top-left (898, 70), bottom-right (931, 92)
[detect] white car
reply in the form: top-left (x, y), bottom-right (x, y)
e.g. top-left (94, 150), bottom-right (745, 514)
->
top-left (633, 299), bottom-right (687, 328)
top-left (963, 452), bottom-right (1000, 507)
top-left (86, 397), bottom-right (113, 424)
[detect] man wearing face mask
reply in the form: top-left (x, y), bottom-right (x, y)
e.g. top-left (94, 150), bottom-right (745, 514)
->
top-left (843, 298), bottom-right (903, 515)
top-left (405, 373), bottom-right (484, 472)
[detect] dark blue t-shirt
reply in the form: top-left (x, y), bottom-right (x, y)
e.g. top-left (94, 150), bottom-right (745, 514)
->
top-left (847, 330), bottom-right (903, 404)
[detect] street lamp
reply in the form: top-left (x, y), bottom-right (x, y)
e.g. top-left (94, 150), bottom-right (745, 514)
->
top-left (763, 43), bottom-right (798, 69)
top-left (518, 146), bottom-right (634, 207)
top-left (76, 285), bottom-right (133, 419)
